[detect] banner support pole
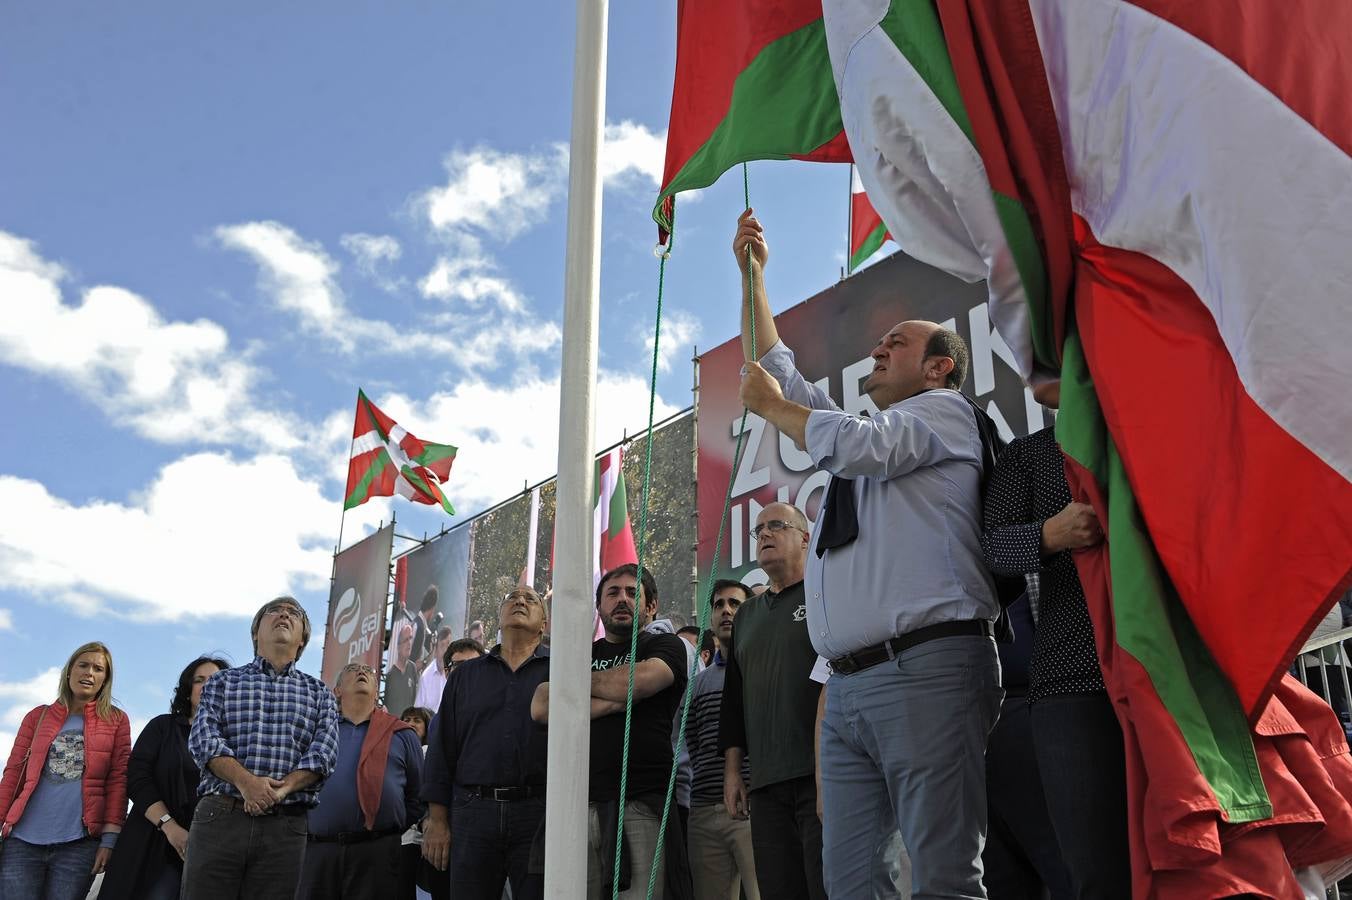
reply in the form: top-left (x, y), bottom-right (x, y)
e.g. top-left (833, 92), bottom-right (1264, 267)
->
top-left (545, 0), bottom-right (607, 895)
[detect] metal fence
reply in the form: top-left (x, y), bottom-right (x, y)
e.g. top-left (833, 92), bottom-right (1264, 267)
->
top-left (1294, 626), bottom-right (1352, 899)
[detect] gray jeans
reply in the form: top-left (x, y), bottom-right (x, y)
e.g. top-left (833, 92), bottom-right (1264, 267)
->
top-left (587, 799), bottom-right (664, 900)
top-left (820, 635), bottom-right (1002, 900)
top-left (180, 794), bottom-right (309, 900)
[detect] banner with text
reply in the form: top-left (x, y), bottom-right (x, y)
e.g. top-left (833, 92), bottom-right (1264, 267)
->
top-left (696, 251), bottom-right (1050, 590)
top-left (385, 524), bottom-right (473, 714)
top-left (321, 523), bottom-right (394, 688)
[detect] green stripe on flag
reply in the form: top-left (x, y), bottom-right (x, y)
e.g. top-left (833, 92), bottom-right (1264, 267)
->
top-left (411, 442), bottom-right (457, 467)
top-left (401, 465), bottom-right (456, 516)
top-left (1058, 333), bottom-right (1270, 821)
top-left (880, 0), bottom-right (1053, 369)
top-left (849, 223), bottom-right (889, 272)
top-left (652, 19), bottom-right (843, 231)
top-left (344, 451), bottom-right (392, 510)
top-left (608, 463), bottom-right (629, 539)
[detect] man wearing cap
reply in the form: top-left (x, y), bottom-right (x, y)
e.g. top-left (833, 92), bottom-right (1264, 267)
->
top-left (734, 212), bottom-right (1003, 900)
top-left (296, 662), bottom-right (423, 899)
top-left (185, 596), bottom-right (340, 900)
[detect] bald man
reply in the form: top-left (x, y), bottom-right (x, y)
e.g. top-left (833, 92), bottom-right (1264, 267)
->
top-left (733, 212), bottom-right (1001, 900)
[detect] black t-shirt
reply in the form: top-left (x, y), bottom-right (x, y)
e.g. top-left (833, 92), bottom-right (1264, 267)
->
top-left (589, 631), bottom-right (688, 802)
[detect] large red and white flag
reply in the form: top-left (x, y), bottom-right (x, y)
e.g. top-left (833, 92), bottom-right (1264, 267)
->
top-left (826, 0), bottom-right (1352, 894)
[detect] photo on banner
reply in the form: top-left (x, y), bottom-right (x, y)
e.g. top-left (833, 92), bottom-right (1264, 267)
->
top-left (387, 525), bottom-right (472, 714)
top-left (695, 250), bottom-right (1050, 590)
top-left (320, 523), bottom-right (395, 688)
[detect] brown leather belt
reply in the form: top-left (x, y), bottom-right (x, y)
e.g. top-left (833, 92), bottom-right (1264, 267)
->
top-left (828, 620), bottom-right (993, 675)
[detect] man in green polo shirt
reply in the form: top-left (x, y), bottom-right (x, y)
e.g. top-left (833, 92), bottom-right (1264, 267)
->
top-left (718, 502), bottom-right (825, 900)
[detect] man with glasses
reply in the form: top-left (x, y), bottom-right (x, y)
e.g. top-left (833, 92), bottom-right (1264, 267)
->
top-left (296, 663), bottom-right (423, 899)
top-left (185, 597), bottom-right (340, 900)
top-left (422, 587), bottom-right (549, 900)
top-left (719, 504), bottom-right (827, 900)
top-left (734, 212), bottom-right (1001, 900)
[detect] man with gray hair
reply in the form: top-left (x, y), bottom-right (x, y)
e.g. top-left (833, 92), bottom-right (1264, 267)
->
top-left (734, 212), bottom-right (1001, 900)
top-left (185, 596), bottom-right (340, 900)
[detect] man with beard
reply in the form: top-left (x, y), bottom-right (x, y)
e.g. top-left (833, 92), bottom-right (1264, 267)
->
top-left (686, 580), bottom-right (759, 900)
top-left (532, 564), bottom-right (689, 900)
top-left (384, 620), bottom-right (417, 716)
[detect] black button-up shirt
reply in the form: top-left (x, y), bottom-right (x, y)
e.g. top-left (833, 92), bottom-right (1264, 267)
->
top-left (421, 643), bottom-right (550, 806)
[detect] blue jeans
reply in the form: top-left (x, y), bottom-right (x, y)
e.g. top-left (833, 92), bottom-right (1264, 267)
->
top-left (448, 789), bottom-right (544, 900)
top-left (0, 835), bottom-right (98, 900)
top-left (820, 635), bottom-right (1003, 900)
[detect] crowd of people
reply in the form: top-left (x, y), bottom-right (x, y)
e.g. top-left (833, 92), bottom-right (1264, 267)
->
top-left (4, 211), bottom-right (1344, 900)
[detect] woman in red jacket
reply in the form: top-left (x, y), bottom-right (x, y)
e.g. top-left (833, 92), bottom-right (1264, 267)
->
top-left (0, 641), bottom-right (132, 900)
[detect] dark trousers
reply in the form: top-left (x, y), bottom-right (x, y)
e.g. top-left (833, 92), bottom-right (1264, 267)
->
top-left (181, 794), bottom-right (308, 900)
top-left (444, 790), bottom-right (545, 900)
top-left (1030, 692), bottom-right (1131, 900)
top-left (747, 775), bottom-right (826, 900)
top-left (0, 835), bottom-right (98, 900)
top-left (295, 832), bottom-right (401, 899)
top-left (983, 695), bottom-right (1074, 900)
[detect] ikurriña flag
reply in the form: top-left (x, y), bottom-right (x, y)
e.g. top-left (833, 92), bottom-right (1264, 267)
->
top-left (848, 167), bottom-right (890, 272)
top-left (653, 0), bottom-right (853, 240)
top-left (344, 390), bottom-right (457, 515)
top-left (594, 447), bottom-right (638, 586)
top-left (825, 0), bottom-right (1352, 893)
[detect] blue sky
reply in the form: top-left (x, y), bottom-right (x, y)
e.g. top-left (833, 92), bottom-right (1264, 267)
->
top-left (0, 4), bottom-right (864, 756)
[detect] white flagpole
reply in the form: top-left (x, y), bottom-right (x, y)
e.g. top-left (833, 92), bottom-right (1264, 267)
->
top-left (545, 0), bottom-right (607, 894)
top-left (525, 485), bottom-right (541, 588)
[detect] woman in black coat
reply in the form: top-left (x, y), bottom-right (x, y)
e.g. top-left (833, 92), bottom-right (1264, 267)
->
top-left (99, 656), bottom-right (228, 900)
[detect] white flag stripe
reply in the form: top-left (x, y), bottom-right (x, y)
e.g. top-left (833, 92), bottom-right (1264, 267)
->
top-left (351, 430), bottom-right (383, 457)
top-left (828, 3), bottom-right (1037, 379)
top-left (1030, 0), bottom-right (1352, 481)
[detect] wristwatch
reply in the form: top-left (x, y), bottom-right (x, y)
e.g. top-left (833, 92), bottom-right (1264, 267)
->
top-left (155, 813), bottom-right (173, 830)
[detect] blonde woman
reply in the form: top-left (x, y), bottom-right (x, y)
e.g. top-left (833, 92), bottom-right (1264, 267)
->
top-left (0, 641), bottom-right (132, 900)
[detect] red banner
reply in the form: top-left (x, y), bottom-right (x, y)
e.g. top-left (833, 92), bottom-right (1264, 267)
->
top-left (696, 251), bottom-right (1049, 590)
top-left (320, 523), bottom-right (394, 687)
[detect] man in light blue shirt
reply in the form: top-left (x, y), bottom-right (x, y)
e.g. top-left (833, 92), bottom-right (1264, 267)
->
top-left (732, 211), bottom-right (1003, 900)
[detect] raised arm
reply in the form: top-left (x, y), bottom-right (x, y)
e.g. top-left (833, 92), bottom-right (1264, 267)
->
top-left (733, 209), bottom-right (780, 360)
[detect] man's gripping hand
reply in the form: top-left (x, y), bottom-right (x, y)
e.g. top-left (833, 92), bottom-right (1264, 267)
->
top-left (739, 360), bottom-right (784, 416)
top-left (733, 208), bottom-right (769, 275)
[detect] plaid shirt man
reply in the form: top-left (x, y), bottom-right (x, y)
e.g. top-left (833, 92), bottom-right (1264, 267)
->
top-left (190, 656), bottom-right (340, 806)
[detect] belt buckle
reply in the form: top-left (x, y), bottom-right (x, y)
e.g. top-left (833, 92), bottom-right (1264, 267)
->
top-left (492, 787), bottom-right (511, 801)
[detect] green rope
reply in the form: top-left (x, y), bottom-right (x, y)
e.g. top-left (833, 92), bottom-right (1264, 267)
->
top-left (631, 164), bottom-right (758, 900)
top-left (611, 209), bottom-right (676, 897)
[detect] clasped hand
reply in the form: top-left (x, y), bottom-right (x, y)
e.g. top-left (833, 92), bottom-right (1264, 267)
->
top-left (241, 773), bottom-right (290, 816)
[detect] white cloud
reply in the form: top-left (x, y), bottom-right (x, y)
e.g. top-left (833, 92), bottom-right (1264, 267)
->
top-left (0, 452), bottom-right (335, 622)
top-left (0, 609), bottom-right (12, 631)
top-left (642, 309), bottom-right (702, 374)
top-left (340, 232), bottom-right (405, 292)
top-left (219, 221), bottom-right (541, 364)
top-left (420, 147), bottom-right (567, 240)
top-left (217, 221), bottom-right (350, 345)
top-left (367, 372), bottom-right (681, 513)
top-left (0, 231), bottom-right (299, 448)
top-left (340, 232), bottom-right (401, 269)
top-left (601, 120), bottom-right (666, 188)
top-left (419, 255), bottom-right (524, 314)
top-left (0, 667), bottom-right (58, 728)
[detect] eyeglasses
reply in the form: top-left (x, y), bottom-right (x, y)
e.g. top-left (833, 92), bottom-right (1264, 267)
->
top-left (264, 603), bottom-right (304, 621)
top-left (750, 519), bottom-right (805, 541)
top-left (501, 590), bottom-right (543, 606)
top-left (340, 664), bottom-right (375, 676)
